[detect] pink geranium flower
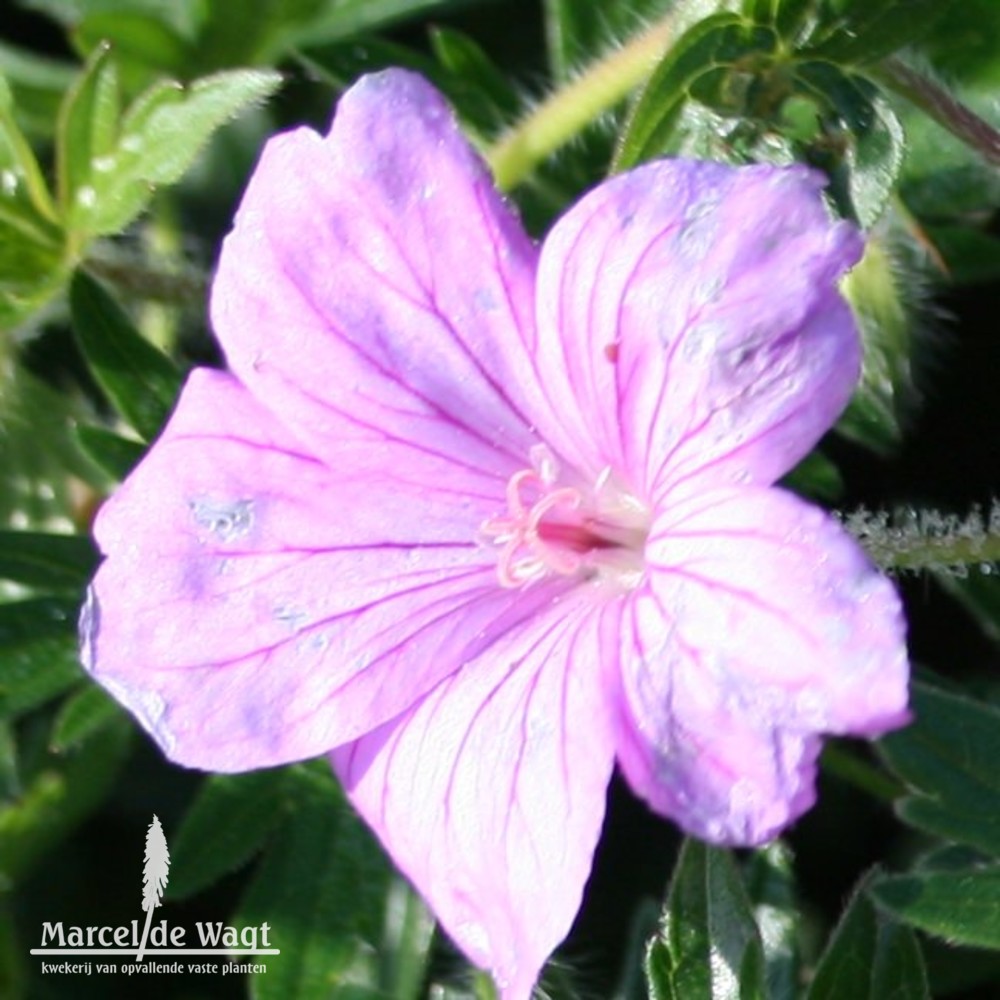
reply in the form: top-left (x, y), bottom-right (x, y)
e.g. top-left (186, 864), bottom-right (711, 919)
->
top-left (82, 70), bottom-right (909, 997)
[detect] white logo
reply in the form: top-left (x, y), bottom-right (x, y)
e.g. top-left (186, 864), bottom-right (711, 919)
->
top-left (138, 815), bottom-right (170, 960)
top-left (30, 814), bottom-right (279, 977)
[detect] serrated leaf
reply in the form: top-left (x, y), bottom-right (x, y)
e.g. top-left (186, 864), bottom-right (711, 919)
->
top-left (807, 878), bottom-right (929, 999)
top-left (0, 73), bottom-right (66, 328)
top-left (167, 770), bottom-right (291, 900)
top-left (50, 683), bottom-right (123, 750)
top-left (56, 43), bottom-right (120, 229)
top-left (73, 423), bottom-right (146, 481)
top-left (74, 67), bottom-right (281, 237)
top-left (239, 763), bottom-right (396, 999)
top-left (0, 713), bottom-right (131, 884)
top-left (614, 13), bottom-right (771, 171)
top-left (1, 73), bottom-right (61, 220)
top-left (70, 270), bottom-right (182, 441)
top-left (871, 866), bottom-right (1000, 950)
top-left (646, 839), bottom-right (766, 1000)
top-left (877, 682), bottom-right (1000, 857)
top-left (0, 531), bottom-right (97, 591)
top-left (794, 62), bottom-right (904, 227)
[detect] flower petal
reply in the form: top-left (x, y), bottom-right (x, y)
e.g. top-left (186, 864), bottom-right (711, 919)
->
top-left (615, 486), bottom-right (909, 844)
top-left (333, 595), bottom-right (621, 997)
top-left (534, 160), bottom-right (863, 497)
top-left (84, 369), bottom-right (558, 770)
top-left (212, 68), bottom-right (560, 481)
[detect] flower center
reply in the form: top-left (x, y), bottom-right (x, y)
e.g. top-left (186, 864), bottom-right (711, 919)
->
top-left (481, 445), bottom-right (649, 588)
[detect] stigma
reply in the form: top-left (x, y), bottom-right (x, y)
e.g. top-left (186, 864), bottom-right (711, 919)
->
top-left (481, 445), bottom-right (649, 589)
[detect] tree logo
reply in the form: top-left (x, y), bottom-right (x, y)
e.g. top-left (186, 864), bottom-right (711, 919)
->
top-left (137, 815), bottom-right (170, 961)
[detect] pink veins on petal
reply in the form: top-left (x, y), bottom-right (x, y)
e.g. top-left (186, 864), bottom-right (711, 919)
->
top-left (81, 68), bottom-right (911, 1000)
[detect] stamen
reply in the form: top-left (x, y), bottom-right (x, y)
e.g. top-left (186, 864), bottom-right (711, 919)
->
top-left (482, 449), bottom-right (649, 588)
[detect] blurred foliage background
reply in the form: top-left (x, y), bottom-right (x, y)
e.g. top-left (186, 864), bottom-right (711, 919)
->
top-left (2, 1), bottom-right (1000, 997)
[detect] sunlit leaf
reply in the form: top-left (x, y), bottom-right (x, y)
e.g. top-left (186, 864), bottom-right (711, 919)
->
top-left (646, 839), bottom-right (766, 1000)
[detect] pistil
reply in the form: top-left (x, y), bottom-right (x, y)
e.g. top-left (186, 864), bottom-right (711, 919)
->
top-left (481, 446), bottom-right (649, 588)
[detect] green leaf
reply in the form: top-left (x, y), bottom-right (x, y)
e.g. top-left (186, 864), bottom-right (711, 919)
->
top-left (0, 597), bottom-right (82, 719)
top-left (73, 423), bottom-right (146, 481)
top-left (0, 366), bottom-right (101, 524)
top-left (614, 13), bottom-right (772, 171)
top-left (838, 231), bottom-right (915, 453)
top-left (50, 683), bottom-right (123, 750)
top-left (429, 27), bottom-right (520, 133)
top-left (167, 769), bottom-right (291, 900)
top-left (898, 90), bottom-right (1000, 221)
top-left (806, 878), bottom-right (929, 999)
top-left (872, 866), bottom-right (1000, 950)
top-left (793, 62), bottom-right (904, 227)
top-left (780, 450), bottom-right (843, 503)
top-left (21, 0), bottom-right (201, 38)
top-left (0, 41), bottom-right (75, 140)
top-left (70, 270), bottom-right (182, 441)
top-left (878, 682), bottom-right (1000, 857)
top-left (935, 564), bottom-right (1000, 645)
top-left (0, 531), bottom-right (97, 591)
top-left (803, 0), bottom-right (959, 66)
top-left (745, 842), bottom-right (799, 1000)
top-left (75, 67), bottom-right (282, 237)
top-left (56, 43), bottom-right (120, 225)
top-left (542, 0), bottom-right (604, 81)
top-left (646, 839), bottom-right (766, 1000)
top-left (290, 0), bottom-right (484, 48)
top-left (73, 14), bottom-right (193, 91)
top-left (917, 0), bottom-right (1000, 86)
top-left (0, 713), bottom-right (131, 884)
top-left (239, 763), bottom-right (397, 999)
top-left (0, 74), bottom-right (66, 329)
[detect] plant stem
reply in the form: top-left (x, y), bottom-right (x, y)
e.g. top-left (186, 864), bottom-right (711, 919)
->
top-left (485, 15), bottom-right (676, 191)
top-left (83, 253), bottom-right (206, 305)
top-left (873, 57), bottom-right (1000, 168)
top-left (821, 743), bottom-right (904, 804)
top-left (843, 506), bottom-right (1000, 574)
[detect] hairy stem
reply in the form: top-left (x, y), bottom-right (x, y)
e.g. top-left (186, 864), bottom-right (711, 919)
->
top-left (485, 14), bottom-right (676, 191)
top-left (872, 57), bottom-right (1000, 168)
top-left (843, 505), bottom-right (1000, 574)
